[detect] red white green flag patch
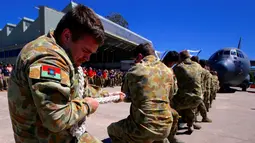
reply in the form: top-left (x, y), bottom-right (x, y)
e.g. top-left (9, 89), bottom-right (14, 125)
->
top-left (41, 65), bottom-right (61, 80)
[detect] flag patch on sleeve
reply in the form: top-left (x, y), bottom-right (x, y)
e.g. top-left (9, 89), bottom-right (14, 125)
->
top-left (41, 65), bottom-right (61, 80)
top-left (29, 65), bottom-right (41, 79)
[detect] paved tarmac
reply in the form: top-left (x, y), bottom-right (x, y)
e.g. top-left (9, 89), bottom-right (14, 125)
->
top-left (0, 87), bottom-right (255, 143)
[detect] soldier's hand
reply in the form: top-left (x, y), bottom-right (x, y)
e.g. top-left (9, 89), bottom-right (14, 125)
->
top-left (111, 92), bottom-right (126, 103)
top-left (84, 97), bottom-right (99, 114)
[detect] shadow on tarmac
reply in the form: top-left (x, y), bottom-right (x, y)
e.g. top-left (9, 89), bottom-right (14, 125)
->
top-left (102, 138), bottom-right (111, 143)
top-left (247, 90), bottom-right (255, 93)
top-left (218, 87), bottom-right (237, 93)
top-left (233, 88), bottom-right (255, 94)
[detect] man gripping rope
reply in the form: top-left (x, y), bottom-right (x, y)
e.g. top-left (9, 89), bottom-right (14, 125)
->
top-left (7, 4), bottom-right (124, 143)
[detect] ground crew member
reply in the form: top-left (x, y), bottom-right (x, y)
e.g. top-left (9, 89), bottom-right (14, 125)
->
top-left (7, 4), bottom-right (124, 143)
top-left (107, 43), bottom-right (174, 143)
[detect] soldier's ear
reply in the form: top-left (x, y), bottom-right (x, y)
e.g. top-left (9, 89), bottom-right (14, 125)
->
top-left (138, 53), bottom-right (143, 60)
top-left (61, 28), bottom-right (71, 43)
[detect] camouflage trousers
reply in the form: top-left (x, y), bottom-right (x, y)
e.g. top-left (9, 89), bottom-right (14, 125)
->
top-left (0, 78), bottom-right (3, 90)
top-left (72, 132), bottom-right (102, 143)
top-left (3, 76), bottom-right (9, 90)
top-left (168, 108), bottom-right (179, 142)
top-left (195, 102), bottom-right (208, 121)
top-left (211, 89), bottom-right (217, 100)
top-left (107, 116), bottom-right (171, 143)
top-left (172, 94), bottom-right (203, 111)
top-left (210, 90), bottom-right (216, 107)
top-left (172, 94), bottom-right (203, 128)
top-left (177, 109), bottom-right (196, 128)
top-left (203, 92), bottom-right (210, 112)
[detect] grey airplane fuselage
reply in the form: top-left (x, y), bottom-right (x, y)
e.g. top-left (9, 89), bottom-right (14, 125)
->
top-left (208, 48), bottom-right (251, 87)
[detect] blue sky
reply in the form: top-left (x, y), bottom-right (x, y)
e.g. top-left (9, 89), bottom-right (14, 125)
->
top-left (0, 0), bottom-right (254, 59)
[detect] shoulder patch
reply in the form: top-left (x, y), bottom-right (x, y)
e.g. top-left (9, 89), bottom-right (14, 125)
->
top-left (41, 65), bottom-right (61, 80)
top-left (29, 65), bottom-right (70, 86)
top-left (29, 65), bottom-right (41, 79)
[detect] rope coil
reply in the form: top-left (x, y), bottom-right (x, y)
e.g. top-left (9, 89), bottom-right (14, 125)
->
top-left (70, 66), bottom-right (121, 139)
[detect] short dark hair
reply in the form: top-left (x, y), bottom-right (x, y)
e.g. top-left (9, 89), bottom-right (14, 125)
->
top-left (191, 56), bottom-right (199, 63)
top-left (162, 51), bottom-right (179, 64)
top-left (134, 43), bottom-right (155, 57)
top-left (54, 4), bottom-right (105, 45)
top-left (179, 50), bottom-right (190, 60)
top-left (199, 59), bottom-right (207, 68)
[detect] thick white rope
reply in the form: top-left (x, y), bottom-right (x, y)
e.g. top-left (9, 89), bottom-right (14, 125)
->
top-left (70, 66), bottom-right (121, 139)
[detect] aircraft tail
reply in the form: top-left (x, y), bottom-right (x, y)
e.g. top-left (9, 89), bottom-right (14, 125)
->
top-left (237, 37), bottom-right (242, 49)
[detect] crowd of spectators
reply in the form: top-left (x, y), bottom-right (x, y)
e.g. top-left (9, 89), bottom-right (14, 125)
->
top-left (83, 67), bottom-right (124, 87)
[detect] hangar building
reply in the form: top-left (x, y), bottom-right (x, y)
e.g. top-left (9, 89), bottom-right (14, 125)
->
top-left (0, 2), bottom-right (152, 70)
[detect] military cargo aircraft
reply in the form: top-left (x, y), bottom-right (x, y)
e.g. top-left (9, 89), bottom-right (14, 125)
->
top-left (207, 38), bottom-right (251, 91)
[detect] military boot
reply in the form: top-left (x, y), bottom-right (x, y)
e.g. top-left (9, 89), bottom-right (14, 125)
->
top-left (186, 123), bottom-right (193, 135)
top-left (193, 123), bottom-right (202, 130)
top-left (202, 117), bottom-right (212, 123)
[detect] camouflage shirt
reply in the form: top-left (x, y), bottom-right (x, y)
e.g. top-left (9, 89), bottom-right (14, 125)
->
top-left (171, 58), bottom-right (204, 110)
top-left (173, 58), bottom-right (203, 97)
top-left (212, 75), bottom-right (220, 91)
top-left (121, 55), bottom-right (173, 136)
top-left (201, 69), bottom-right (211, 98)
top-left (169, 67), bottom-right (178, 100)
top-left (8, 31), bottom-right (106, 143)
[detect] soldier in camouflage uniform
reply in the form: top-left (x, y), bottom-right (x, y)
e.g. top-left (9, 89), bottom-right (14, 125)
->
top-left (162, 51), bottom-right (184, 143)
top-left (107, 43), bottom-right (173, 143)
top-left (172, 51), bottom-right (207, 133)
top-left (190, 57), bottom-right (212, 123)
top-left (7, 5), bottom-right (124, 143)
top-left (210, 71), bottom-right (219, 105)
top-left (198, 59), bottom-right (213, 112)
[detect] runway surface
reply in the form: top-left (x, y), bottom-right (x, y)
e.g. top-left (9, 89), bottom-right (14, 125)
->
top-left (1, 87), bottom-right (255, 143)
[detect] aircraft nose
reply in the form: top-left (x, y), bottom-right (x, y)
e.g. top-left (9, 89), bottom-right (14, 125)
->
top-left (213, 61), bottom-right (234, 82)
top-left (215, 62), bottom-right (228, 75)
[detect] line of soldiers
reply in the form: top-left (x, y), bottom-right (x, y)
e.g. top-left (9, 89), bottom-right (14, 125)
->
top-left (6, 4), bottom-right (221, 143)
top-left (108, 46), bottom-right (221, 143)
top-left (148, 50), bottom-right (220, 143)
top-left (83, 67), bottom-right (124, 87)
top-left (190, 56), bottom-right (220, 112)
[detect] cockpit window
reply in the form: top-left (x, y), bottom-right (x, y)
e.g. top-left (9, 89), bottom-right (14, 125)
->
top-left (209, 50), bottom-right (223, 61)
top-left (237, 50), bottom-right (244, 58)
top-left (223, 50), bottom-right (230, 55)
top-left (231, 51), bottom-right (237, 55)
